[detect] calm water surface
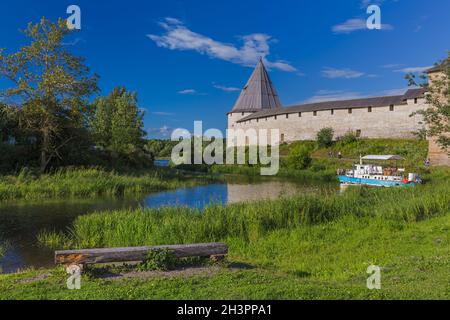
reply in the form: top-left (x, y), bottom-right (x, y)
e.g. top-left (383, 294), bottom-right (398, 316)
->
top-left (0, 178), bottom-right (337, 273)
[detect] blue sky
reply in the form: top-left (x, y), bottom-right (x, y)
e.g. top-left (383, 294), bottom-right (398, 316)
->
top-left (0, 0), bottom-right (449, 138)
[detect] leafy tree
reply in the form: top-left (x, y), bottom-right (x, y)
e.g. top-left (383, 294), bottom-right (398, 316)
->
top-left (91, 87), bottom-right (148, 165)
top-left (0, 18), bottom-right (98, 171)
top-left (317, 127), bottom-right (334, 148)
top-left (408, 53), bottom-right (450, 153)
top-left (145, 139), bottom-right (179, 158)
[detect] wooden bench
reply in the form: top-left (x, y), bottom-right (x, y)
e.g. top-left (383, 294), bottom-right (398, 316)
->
top-left (55, 242), bottom-right (228, 271)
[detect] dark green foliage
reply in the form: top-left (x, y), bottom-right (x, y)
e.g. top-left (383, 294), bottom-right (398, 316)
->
top-left (338, 131), bottom-right (359, 145)
top-left (145, 140), bottom-right (179, 159)
top-left (285, 144), bottom-right (313, 170)
top-left (138, 249), bottom-right (177, 271)
top-left (316, 127), bottom-right (334, 148)
top-left (90, 87), bottom-right (150, 168)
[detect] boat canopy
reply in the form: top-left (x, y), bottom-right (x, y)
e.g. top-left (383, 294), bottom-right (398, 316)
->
top-left (361, 155), bottom-right (404, 161)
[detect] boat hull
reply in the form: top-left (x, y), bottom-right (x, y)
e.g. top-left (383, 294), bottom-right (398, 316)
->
top-left (338, 176), bottom-right (417, 187)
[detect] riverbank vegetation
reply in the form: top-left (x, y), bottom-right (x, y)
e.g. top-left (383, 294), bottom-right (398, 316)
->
top-left (0, 167), bottom-right (213, 201)
top-left (173, 137), bottom-right (429, 180)
top-left (38, 168), bottom-right (450, 250)
top-left (1, 168), bottom-right (448, 299)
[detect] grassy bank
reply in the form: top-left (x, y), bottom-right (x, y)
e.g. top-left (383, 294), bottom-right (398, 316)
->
top-left (178, 139), bottom-right (429, 179)
top-left (2, 192), bottom-right (450, 299)
top-left (210, 165), bottom-right (337, 181)
top-left (0, 167), bottom-right (213, 201)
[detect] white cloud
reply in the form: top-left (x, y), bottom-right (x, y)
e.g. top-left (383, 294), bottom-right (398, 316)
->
top-left (377, 88), bottom-right (412, 96)
top-left (152, 111), bottom-right (175, 116)
top-left (394, 66), bottom-right (432, 73)
top-left (381, 63), bottom-right (402, 69)
top-left (62, 37), bottom-right (84, 46)
top-left (213, 84), bottom-right (241, 92)
top-left (304, 90), bottom-right (365, 103)
top-left (360, 0), bottom-right (386, 8)
top-left (321, 67), bottom-right (365, 79)
top-left (304, 87), bottom-right (411, 103)
top-left (148, 18), bottom-right (296, 72)
top-left (148, 125), bottom-right (173, 137)
top-left (178, 89), bottom-right (197, 95)
top-left (332, 18), bottom-right (393, 34)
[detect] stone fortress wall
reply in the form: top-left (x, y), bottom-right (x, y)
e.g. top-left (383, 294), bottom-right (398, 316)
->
top-left (228, 97), bottom-right (427, 145)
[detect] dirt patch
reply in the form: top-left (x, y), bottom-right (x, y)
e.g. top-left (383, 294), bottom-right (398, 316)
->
top-left (16, 272), bottom-right (51, 284)
top-left (99, 266), bottom-right (224, 281)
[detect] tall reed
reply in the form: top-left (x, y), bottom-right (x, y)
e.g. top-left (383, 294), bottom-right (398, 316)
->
top-left (0, 167), bottom-right (209, 201)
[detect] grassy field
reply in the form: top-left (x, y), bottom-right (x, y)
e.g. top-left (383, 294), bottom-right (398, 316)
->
top-left (1, 201), bottom-right (449, 299)
top-left (0, 167), bottom-right (213, 201)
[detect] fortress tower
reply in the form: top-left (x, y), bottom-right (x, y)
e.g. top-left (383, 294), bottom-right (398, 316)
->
top-left (227, 59), bottom-right (282, 131)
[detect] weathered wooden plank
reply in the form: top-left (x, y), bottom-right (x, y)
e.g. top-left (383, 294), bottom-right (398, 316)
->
top-left (55, 243), bottom-right (228, 265)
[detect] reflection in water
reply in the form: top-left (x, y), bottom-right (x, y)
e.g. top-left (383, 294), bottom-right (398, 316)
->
top-left (153, 159), bottom-right (170, 167)
top-left (0, 198), bottom-right (140, 274)
top-left (0, 179), bottom-right (337, 273)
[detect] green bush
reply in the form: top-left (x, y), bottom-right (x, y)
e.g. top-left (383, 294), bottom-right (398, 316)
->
top-left (285, 145), bottom-right (313, 170)
top-left (338, 131), bottom-right (359, 146)
top-left (317, 128), bottom-right (334, 148)
top-left (138, 249), bottom-right (177, 271)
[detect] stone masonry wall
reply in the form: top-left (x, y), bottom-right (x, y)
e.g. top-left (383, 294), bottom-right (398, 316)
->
top-left (228, 98), bottom-right (427, 146)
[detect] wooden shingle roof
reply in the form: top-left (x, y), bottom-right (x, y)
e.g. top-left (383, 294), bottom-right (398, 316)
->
top-left (230, 59), bottom-right (282, 113)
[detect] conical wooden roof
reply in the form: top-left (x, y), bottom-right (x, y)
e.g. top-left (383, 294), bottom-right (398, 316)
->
top-left (230, 59), bottom-right (282, 113)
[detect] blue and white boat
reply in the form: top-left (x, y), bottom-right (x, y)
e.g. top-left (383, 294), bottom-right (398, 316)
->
top-left (338, 155), bottom-right (421, 187)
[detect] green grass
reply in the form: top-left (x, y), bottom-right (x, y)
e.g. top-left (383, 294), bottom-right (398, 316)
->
top-left (38, 169), bottom-right (449, 250)
top-left (185, 138), bottom-right (429, 179)
top-left (285, 138), bottom-right (429, 172)
top-left (0, 167), bottom-right (213, 201)
top-left (2, 210), bottom-right (449, 299)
